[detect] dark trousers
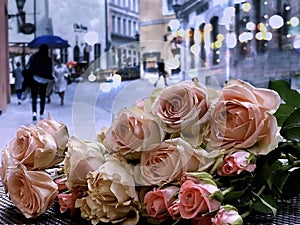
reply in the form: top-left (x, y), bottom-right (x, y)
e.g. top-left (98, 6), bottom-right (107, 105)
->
top-left (30, 80), bottom-right (48, 115)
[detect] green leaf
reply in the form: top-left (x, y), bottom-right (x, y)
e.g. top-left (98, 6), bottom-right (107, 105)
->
top-left (224, 190), bottom-right (246, 201)
top-left (272, 171), bottom-right (289, 195)
top-left (251, 194), bottom-right (278, 215)
top-left (282, 168), bottom-right (300, 199)
top-left (280, 108), bottom-right (300, 141)
top-left (274, 104), bottom-right (296, 126)
top-left (269, 80), bottom-right (300, 108)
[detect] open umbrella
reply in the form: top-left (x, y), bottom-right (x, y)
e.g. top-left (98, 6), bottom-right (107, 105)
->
top-left (27, 35), bottom-right (70, 49)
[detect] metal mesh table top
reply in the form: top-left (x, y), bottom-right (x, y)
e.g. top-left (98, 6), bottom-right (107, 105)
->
top-left (0, 185), bottom-right (299, 225)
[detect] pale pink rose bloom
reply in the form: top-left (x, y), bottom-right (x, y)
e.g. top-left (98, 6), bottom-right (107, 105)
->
top-left (37, 114), bottom-right (69, 151)
top-left (136, 138), bottom-right (201, 185)
top-left (151, 80), bottom-right (211, 146)
top-left (207, 79), bottom-right (281, 155)
top-left (168, 201), bottom-right (181, 221)
top-left (212, 206), bottom-right (243, 225)
top-left (58, 193), bottom-right (73, 213)
top-left (105, 108), bottom-right (164, 155)
top-left (144, 186), bottom-right (179, 222)
top-left (6, 125), bottom-right (63, 170)
top-left (0, 146), bottom-right (13, 193)
top-left (64, 136), bottom-right (106, 189)
top-left (6, 164), bottom-right (57, 218)
top-left (75, 155), bottom-right (139, 225)
top-left (132, 97), bottom-right (146, 110)
top-left (218, 151), bottom-right (256, 176)
top-left (179, 180), bottom-right (222, 219)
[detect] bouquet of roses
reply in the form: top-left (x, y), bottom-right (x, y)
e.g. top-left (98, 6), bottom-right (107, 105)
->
top-left (0, 115), bottom-right (69, 218)
top-left (1, 78), bottom-right (300, 225)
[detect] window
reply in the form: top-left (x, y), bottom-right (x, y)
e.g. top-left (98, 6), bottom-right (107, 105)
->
top-left (128, 20), bottom-right (132, 36)
top-left (112, 15), bottom-right (115, 33)
top-left (123, 18), bottom-right (126, 35)
top-left (162, 0), bottom-right (174, 15)
top-left (117, 17), bottom-right (121, 33)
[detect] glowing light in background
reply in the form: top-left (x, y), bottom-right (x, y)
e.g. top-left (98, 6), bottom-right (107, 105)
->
top-left (266, 32), bottom-right (272, 41)
top-left (226, 32), bottom-right (237, 48)
top-left (168, 19), bottom-right (180, 31)
top-left (84, 31), bottom-right (99, 45)
top-left (246, 22), bottom-right (256, 30)
top-left (88, 72), bottom-right (97, 82)
top-left (257, 23), bottom-right (267, 32)
top-left (239, 32), bottom-right (253, 42)
top-left (269, 15), bottom-right (284, 29)
top-left (241, 2), bottom-right (251, 12)
top-left (177, 28), bottom-right (185, 37)
top-left (290, 17), bottom-right (299, 27)
top-left (293, 35), bottom-right (300, 49)
top-left (190, 44), bottom-right (200, 54)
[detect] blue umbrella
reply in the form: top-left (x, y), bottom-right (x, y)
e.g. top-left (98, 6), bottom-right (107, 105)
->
top-left (27, 35), bottom-right (70, 48)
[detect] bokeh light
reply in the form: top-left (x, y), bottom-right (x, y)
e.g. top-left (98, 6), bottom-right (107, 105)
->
top-left (83, 31), bottom-right (99, 45)
top-left (290, 17), bottom-right (300, 27)
top-left (88, 72), bottom-right (97, 82)
top-left (168, 19), bottom-right (180, 31)
top-left (246, 22), bottom-right (256, 31)
top-left (242, 2), bottom-right (251, 12)
top-left (226, 32), bottom-right (237, 48)
top-left (269, 15), bottom-right (284, 29)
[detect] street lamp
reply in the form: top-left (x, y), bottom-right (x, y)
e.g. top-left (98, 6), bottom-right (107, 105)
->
top-left (16, 0), bottom-right (26, 11)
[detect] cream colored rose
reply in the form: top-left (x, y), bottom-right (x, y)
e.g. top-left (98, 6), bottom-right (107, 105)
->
top-left (105, 108), bottom-right (164, 155)
top-left (136, 138), bottom-right (215, 185)
top-left (6, 164), bottom-right (57, 218)
top-left (75, 155), bottom-right (139, 225)
top-left (7, 125), bottom-right (64, 170)
top-left (64, 136), bottom-right (107, 189)
top-left (0, 146), bottom-right (13, 193)
top-left (206, 79), bottom-right (280, 155)
top-left (150, 80), bottom-right (211, 147)
top-left (37, 114), bottom-right (69, 151)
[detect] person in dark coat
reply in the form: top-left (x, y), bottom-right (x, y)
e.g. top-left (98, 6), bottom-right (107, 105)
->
top-left (28, 44), bottom-right (53, 121)
top-left (154, 60), bottom-right (168, 87)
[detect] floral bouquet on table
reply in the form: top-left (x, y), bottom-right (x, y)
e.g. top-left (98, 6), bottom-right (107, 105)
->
top-left (1, 79), bottom-right (300, 225)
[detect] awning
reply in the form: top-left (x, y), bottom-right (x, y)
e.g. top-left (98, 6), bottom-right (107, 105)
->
top-left (9, 43), bottom-right (37, 57)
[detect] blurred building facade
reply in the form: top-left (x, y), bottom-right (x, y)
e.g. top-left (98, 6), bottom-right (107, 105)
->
top-left (139, 0), bottom-right (179, 75)
top-left (171, 0), bottom-right (300, 87)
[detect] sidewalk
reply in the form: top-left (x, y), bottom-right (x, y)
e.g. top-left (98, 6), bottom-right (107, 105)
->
top-left (0, 74), bottom-right (183, 151)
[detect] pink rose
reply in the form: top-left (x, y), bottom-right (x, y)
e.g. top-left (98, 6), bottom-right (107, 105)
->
top-left (218, 151), bottom-right (256, 176)
top-left (136, 138), bottom-right (200, 185)
top-left (5, 125), bottom-right (63, 170)
top-left (179, 180), bottom-right (222, 219)
top-left (64, 136), bottom-right (106, 189)
top-left (211, 205), bottom-right (243, 225)
top-left (151, 80), bottom-right (211, 146)
top-left (105, 108), bottom-right (164, 155)
top-left (58, 193), bottom-right (73, 213)
top-left (6, 164), bottom-right (58, 218)
top-left (207, 79), bottom-right (280, 155)
top-left (144, 186), bottom-right (179, 221)
top-left (37, 114), bottom-right (69, 151)
top-left (168, 201), bottom-right (181, 221)
top-left (76, 156), bottom-right (139, 225)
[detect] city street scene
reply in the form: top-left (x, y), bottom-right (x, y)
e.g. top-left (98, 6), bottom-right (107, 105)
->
top-left (0, 0), bottom-right (300, 224)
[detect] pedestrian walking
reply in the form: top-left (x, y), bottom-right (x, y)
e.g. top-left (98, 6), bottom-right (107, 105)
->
top-left (53, 58), bottom-right (69, 106)
top-left (154, 60), bottom-right (168, 87)
top-left (28, 44), bottom-right (54, 121)
top-left (13, 62), bottom-right (24, 105)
